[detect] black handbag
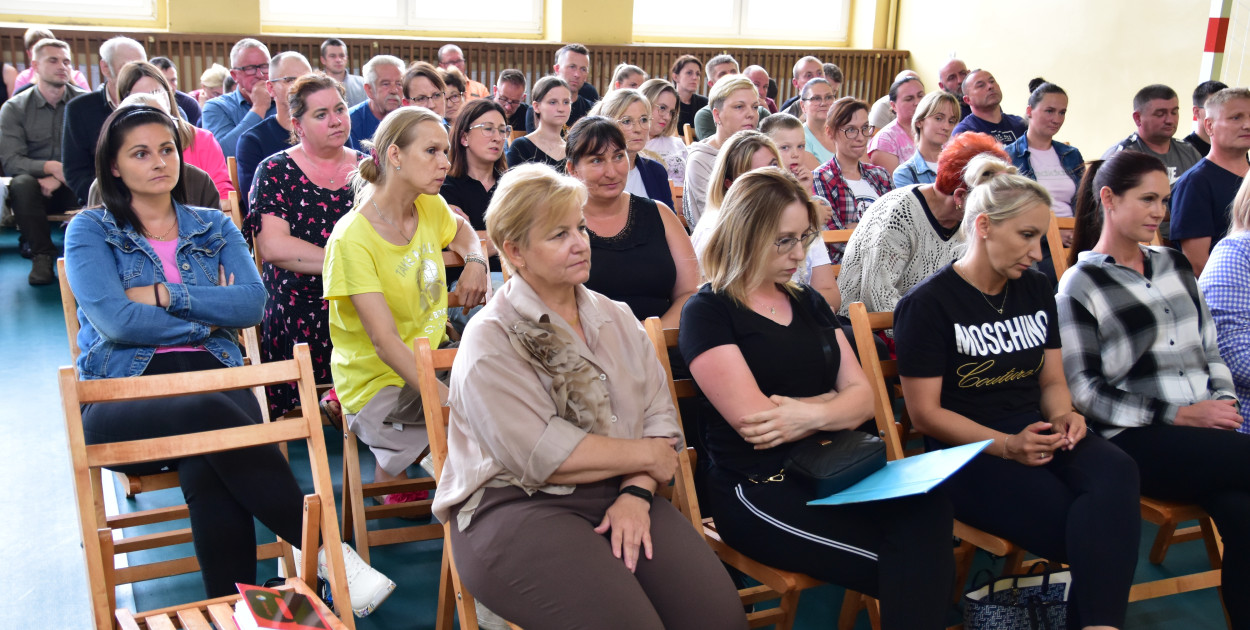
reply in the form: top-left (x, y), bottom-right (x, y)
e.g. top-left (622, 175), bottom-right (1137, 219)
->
top-left (783, 430), bottom-right (886, 497)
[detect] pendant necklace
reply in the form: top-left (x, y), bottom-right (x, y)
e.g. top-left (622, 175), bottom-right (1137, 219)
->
top-left (956, 262), bottom-right (1008, 315)
top-left (300, 145), bottom-right (344, 186)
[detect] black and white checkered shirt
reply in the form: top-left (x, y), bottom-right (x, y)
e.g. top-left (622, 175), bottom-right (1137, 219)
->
top-left (1056, 246), bottom-right (1237, 437)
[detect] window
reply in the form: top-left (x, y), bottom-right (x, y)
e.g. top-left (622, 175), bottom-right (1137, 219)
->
top-left (633, 0), bottom-right (851, 43)
top-left (261, 0), bottom-right (543, 34)
top-left (3, 0), bottom-right (155, 20)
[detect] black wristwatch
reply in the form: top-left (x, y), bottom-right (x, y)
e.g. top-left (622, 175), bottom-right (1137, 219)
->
top-left (619, 485), bottom-right (654, 504)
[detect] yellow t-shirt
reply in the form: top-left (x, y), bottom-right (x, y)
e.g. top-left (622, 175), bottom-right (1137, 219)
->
top-left (323, 194), bottom-right (458, 414)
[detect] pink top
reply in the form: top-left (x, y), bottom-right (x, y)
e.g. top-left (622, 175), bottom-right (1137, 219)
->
top-left (148, 237), bottom-right (200, 354)
top-left (867, 118), bottom-right (916, 164)
top-left (184, 127), bottom-right (235, 200)
top-left (12, 67), bottom-right (90, 92)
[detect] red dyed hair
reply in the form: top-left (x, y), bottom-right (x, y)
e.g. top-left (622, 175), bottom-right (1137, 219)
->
top-left (934, 132), bottom-right (1009, 196)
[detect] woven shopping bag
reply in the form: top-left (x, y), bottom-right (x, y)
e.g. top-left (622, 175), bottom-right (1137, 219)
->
top-left (963, 562), bottom-right (1071, 630)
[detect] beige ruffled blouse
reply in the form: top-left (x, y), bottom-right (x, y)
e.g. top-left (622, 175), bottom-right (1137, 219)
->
top-left (431, 275), bottom-right (684, 529)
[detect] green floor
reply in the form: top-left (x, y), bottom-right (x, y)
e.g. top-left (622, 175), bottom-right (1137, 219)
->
top-left (0, 225), bottom-right (1229, 629)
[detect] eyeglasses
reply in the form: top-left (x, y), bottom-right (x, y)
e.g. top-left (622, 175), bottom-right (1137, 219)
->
top-left (446, 91), bottom-right (463, 104)
top-left (802, 94), bottom-right (836, 104)
top-left (774, 230), bottom-right (819, 254)
top-left (410, 92), bottom-right (445, 107)
top-left (617, 116), bottom-right (650, 129)
top-left (267, 76), bottom-right (298, 85)
top-left (233, 63), bottom-right (269, 77)
top-left (840, 124), bottom-right (875, 139)
top-left (469, 123), bottom-right (512, 137)
top-left (494, 94), bottom-right (524, 107)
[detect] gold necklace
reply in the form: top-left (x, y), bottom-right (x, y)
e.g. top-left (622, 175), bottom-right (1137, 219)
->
top-left (955, 262), bottom-right (1008, 315)
top-left (299, 144), bottom-right (346, 186)
top-left (371, 199), bottom-right (414, 241)
top-left (143, 218), bottom-right (178, 241)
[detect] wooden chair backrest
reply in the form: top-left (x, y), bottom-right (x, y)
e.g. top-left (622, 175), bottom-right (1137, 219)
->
top-left (227, 155), bottom-right (240, 193)
top-left (1046, 212), bottom-right (1070, 280)
top-left (682, 124), bottom-right (695, 145)
top-left (59, 344), bottom-right (354, 629)
top-left (223, 190), bottom-right (243, 230)
top-left (414, 336), bottom-right (459, 485)
top-left (58, 258), bottom-right (80, 360)
top-left (847, 302), bottom-right (909, 461)
top-left (509, 129), bottom-right (527, 143)
top-left (669, 183), bottom-right (685, 228)
top-left (822, 228), bottom-right (854, 278)
top-left (642, 317), bottom-right (703, 527)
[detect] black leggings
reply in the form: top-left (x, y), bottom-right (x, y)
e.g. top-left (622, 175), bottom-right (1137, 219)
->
top-left (1110, 424), bottom-right (1250, 629)
top-left (706, 467), bottom-right (955, 630)
top-left (81, 352), bottom-right (305, 598)
top-left (943, 416), bottom-right (1140, 628)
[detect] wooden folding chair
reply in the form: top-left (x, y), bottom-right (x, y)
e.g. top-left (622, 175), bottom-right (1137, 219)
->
top-left (669, 182), bottom-right (685, 229)
top-left (847, 302), bottom-right (1032, 600)
top-left (61, 344), bottom-right (354, 630)
top-left (822, 228), bottom-right (853, 279)
top-left (508, 129), bottom-right (527, 143)
top-left (222, 190), bottom-right (243, 230)
top-left (338, 250), bottom-right (483, 563)
top-left (1045, 212), bottom-right (1070, 281)
top-left (227, 155), bottom-right (240, 193)
top-left (642, 317), bottom-right (878, 630)
top-left (414, 337), bottom-right (524, 630)
top-left (682, 123), bottom-right (695, 145)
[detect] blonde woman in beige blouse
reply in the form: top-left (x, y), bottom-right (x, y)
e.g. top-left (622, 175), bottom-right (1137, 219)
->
top-left (431, 164), bottom-right (746, 630)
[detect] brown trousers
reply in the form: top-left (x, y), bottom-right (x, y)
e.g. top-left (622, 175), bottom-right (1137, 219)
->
top-left (449, 479), bottom-right (748, 630)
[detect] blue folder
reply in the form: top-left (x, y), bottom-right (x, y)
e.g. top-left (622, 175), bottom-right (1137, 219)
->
top-left (808, 439), bottom-right (991, 506)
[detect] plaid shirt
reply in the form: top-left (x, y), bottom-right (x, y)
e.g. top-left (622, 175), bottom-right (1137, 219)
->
top-left (812, 157), bottom-right (893, 263)
top-left (1056, 246), bottom-right (1237, 437)
top-left (1198, 232), bottom-right (1250, 432)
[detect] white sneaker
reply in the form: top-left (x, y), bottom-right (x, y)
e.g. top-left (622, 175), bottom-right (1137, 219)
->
top-left (318, 542), bottom-right (396, 617)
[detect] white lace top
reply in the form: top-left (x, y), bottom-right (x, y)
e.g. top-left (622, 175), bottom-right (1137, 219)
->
top-left (645, 135), bottom-right (688, 186)
top-left (837, 185), bottom-right (967, 316)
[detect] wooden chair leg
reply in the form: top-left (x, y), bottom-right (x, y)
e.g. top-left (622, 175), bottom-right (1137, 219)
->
top-left (447, 540), bottom-right (481, 630)
top-left (953, 539), bottom-right (977, 603)
top-left (342, 432), bottom-right (371, 563)
top-left (775, 589), bottom-right (801, 630)
top-left (1201, 517), bottom-right (1224, 569)
top-left (837, 589), bottom-right (863, 630)
top-left (1149, 520), bottom-right (1179, 565)
top-left (1001, 548), bottom-right (1027, 575)
top-left (299, 495), bottom-right (321, 584)
top-left (435, 532), bottom-right (457, 630)
top-left (863, 594), bottom-right (881, 630)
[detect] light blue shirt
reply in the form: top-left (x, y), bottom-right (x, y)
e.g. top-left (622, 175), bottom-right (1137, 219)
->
top-left (804, 124), bottom-right (835, 165)
top-left (201, 90), bottom-right (276, 158)
top-left (1198, 230), bottom-right (1250, 432)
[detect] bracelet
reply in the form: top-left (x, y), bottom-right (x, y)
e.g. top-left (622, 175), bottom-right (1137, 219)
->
top-left (153, 283), bottom-right (161, 308)
top-left (464, 253), bottom-right (488, 269)
top-left (618, 485), bottom-right (653, 504)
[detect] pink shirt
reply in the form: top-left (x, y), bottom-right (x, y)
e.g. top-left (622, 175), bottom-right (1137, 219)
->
top-left (867, 118), bottom-right (916, 164)
top-left (184, 127), bottom-right (235, 200)
top-left (12, 67), bottom-right (90, 92)
top-left (148, 238), bottom-right (200, 354)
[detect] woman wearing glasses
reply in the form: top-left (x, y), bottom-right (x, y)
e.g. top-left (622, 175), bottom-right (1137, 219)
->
top-left (441, 99), bottom-right (510, 325)
top-left (566, 116), bottom-right (697, 327)
top-left (402, 61), bottom-right (447, 120)
top-left (506, 76), bottom-right (570, 171)
top-left (590, 89), bottom-right (673, 209)
top-left (248, 75), bottom-right (359, 419)
top-left (438, 66), bottom-right (467, 126)
top-left (680, 167), bottom-right (955, 629)
top-left (813, 97), bottom-right (894, 263)
top-left (800, 78), bottom-right (838, 164)
top-left (641, 79), bottom-right (687, 186)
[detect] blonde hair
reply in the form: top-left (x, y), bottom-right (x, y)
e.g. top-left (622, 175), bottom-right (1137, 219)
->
top-left (912, 90), bottom-right (961, 142)
top-left (352, 106), bottom-right (446, 208)
top-left (485, 163), bottom-right (589, 276)
top-left (640, 78), bottom-right (679, 138)
top-left (199, 63), bottom-right (229, 90)
top-left (960, 155), bottom-right (1050, 242)
top-left (1231, 174), bottom-right (1250, 233)
top-left (611, 63), bottom-right (647, 89)
top-left (709, 74), bottom-right (757, 112)
top-left (589, 87), bottom-right (650, 120)
top-left (707, 130), bottom-right (781, 209)
top-left (701, 167), bottom-right (817, 304)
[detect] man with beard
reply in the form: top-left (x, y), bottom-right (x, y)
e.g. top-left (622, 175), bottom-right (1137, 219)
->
top-left (938, 58), bottom-right (971, 121)
top-left (348, 55), bottom-right (406, 152)
top-left (951, 68), bottom-right (1027, 144)
top-left (0, 38), bottom-right (84, 284)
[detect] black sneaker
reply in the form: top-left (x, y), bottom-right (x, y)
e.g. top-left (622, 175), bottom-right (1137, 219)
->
top-left (19, 235), bottom-right (33, 259)
top-left (29, 254), bottom-right (55, 285)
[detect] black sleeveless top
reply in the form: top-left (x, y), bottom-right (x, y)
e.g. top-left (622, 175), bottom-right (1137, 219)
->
top-left (585, 195), bottom-right (676, 320)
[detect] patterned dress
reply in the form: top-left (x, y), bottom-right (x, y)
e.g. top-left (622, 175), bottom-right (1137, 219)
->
top-left (248, 150), bottom-right (361, 417)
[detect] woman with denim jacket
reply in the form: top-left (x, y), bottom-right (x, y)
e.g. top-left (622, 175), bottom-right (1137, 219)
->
top-left (63, 105), bottom-right (396, 617)
top-left (1006, 80), bottom-right (1086, 246)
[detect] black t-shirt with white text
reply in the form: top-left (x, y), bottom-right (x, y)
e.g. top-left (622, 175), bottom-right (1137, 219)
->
top-left (895, 264), bottom-right (1060, 429)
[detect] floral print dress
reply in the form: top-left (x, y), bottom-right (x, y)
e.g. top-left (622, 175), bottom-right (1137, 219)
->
top-left (248, 150), bottom-right (361, 417)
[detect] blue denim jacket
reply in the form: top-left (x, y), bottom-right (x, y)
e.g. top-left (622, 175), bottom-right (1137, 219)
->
top-left (1005, 135), bottom-right (1086, 205)
top-left (893, 150), bottom-right (937, 188)
top-left (64, 202), bottom-right (267, 380)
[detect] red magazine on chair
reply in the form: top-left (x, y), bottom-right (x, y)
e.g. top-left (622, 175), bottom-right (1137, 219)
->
top-left (233, 582), bottom-right (331, 630)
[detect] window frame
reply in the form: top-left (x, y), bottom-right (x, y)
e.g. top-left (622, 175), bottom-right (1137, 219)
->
top-left (260, 0), bottom-right (544, 35)
top-left (3, 0), bottom-right (156, 20)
